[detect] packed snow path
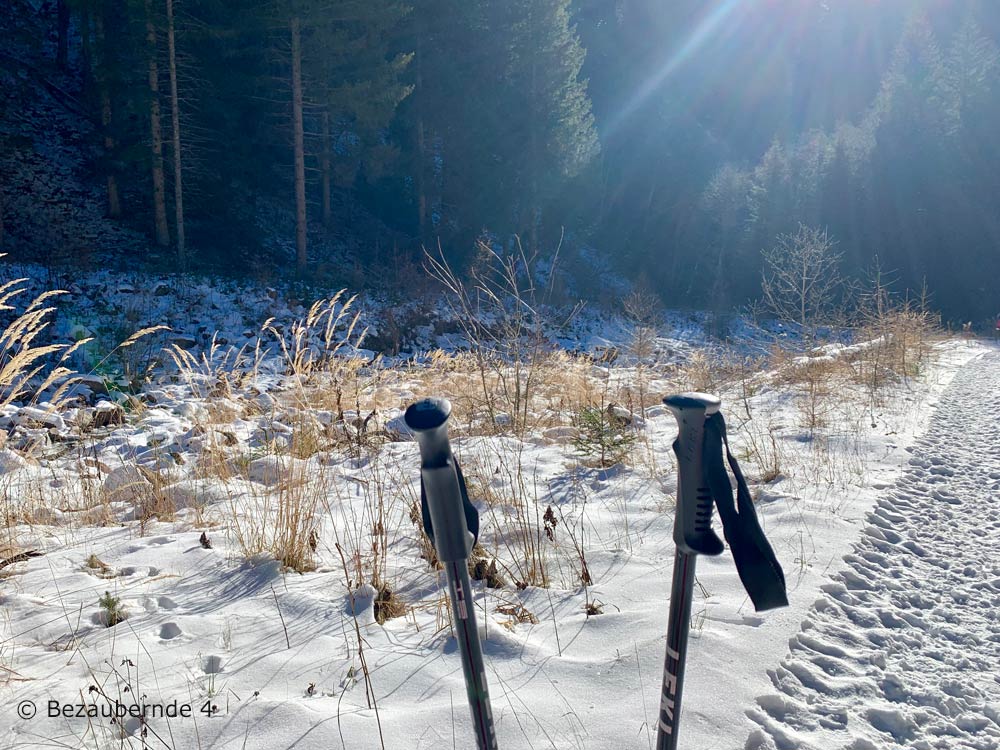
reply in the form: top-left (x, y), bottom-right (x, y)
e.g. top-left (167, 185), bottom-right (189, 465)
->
top-left (747, 350), bottom-right (1000, 750)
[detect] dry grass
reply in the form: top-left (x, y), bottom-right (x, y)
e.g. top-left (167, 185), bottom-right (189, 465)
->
top-left (225, 456), bottom-right (320, 572)
top-left (405, 349), bottom-right (605, 438)
top-left (677, 347), bottom-right (752, 395)
top-left (0, 252), bottom-right (948, 675)
top-left (0, 262), bottom-right (156, 554)
top-left (495, 598), bottom-right (539, 630)
top-left (732, 411), bottom-right (785, 484)
top-left (847, 308), bottom-right (938, 413)
top-left (462, 441), bottom-right (549, 589)
top-left (425, 238), bottom-right (587, 439)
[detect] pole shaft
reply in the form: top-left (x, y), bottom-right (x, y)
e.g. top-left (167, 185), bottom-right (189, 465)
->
top-left (406, 399), bottom-right (498, 748)
top-left (446, 561), bottom-right (498, 750)
top-left (656, 548), bottom-right (698, 750)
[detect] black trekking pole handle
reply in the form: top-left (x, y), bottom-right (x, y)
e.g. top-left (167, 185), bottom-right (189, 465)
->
top-left (665, 393), bottom-right (725, 557)
top-left (656, 392), bottom-right (724, 750)
top-left (404, 398), bottom-right (499, 750)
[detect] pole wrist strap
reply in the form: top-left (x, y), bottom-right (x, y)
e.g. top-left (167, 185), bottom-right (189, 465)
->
top-left (420, 459), bottom-right (481, 549)
top-left (703, 412), bottom-right (788, 612)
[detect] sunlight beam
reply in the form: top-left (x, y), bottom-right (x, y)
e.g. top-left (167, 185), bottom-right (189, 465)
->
top-left (604, 0), bottom-right (746, 138)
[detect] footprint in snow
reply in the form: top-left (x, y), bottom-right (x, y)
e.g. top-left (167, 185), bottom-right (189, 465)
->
top-left (203, 655), bottom-right (224, 674)
top-left (159, 622), bottom-right (182, 640)
top-left (747, 352), bottom-right (1000, 750)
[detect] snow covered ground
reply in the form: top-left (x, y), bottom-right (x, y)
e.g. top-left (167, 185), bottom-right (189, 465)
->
top-left (747, 347), bottom-right (1000, 750)
top-left (0, 266), bottom-right (992, 749)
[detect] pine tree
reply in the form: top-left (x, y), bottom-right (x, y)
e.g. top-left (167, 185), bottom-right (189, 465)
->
top-left (402, 1), bottom-right (596, 258)
top-left (307, 0), bottom-right (411, 232)
top-left (937, 14), bottom-right (1000, 135)
top-left (820, 138), bottom-right (858, 267)
top-left (488, 0), bottom-right (599, 249)
top-left (260, 0), bottom-right (412, 272)
top-left (180, 0), bottom-right (275, 263)
top-left (400, 0), bottom-right (491, 254)
top-left (70, 0), bottom-right (138, 221)
top-left (290, 12), bottom-right (307, 271)
top-left (93, 8), bottom-right (122, 218)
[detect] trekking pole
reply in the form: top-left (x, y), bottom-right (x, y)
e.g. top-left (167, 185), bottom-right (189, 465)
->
top-left (656, 393), bottom-right (725, 750)
top-left (404, 398), bottom-right (498, 750)
top-left (655, 393), bottom-right (788, 749)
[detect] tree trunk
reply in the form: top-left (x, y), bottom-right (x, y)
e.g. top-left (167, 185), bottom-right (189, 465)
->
top-left (415, 18), bottom-right (427, 241)
top-left (527, 14), bottom-right (540, 254)
top-left (101, 91), bottom-right (121, 218)
top-left (321, 109), bottom-right (331, 232)
top-left (416, 117), bottom-right (427, 240)
top-left (79, 3), bottom-right (92, 88)
top-left (291, 16), bottom-right (307, 273)
top-left (94, 12), bottom-right (121, 218)
top-left (145, 0), bottom-right (170, 247)
top-left (166, 0), bottom-right (185, 268)
top-left (56, 0), bottom-right (69, 71)
top-left (0, 178), bottom-right (5, 249)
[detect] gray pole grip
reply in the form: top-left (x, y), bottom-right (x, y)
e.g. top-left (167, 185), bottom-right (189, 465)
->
top-left (663, 393), bottom-right (725, 557)
top-left (405, 398), bottom-right (476, 563)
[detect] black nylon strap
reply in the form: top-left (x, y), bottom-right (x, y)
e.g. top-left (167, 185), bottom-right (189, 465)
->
top-left (702, 412), bottom-right (788, 612)
top-left (420, 459), bottom-right (481, 548)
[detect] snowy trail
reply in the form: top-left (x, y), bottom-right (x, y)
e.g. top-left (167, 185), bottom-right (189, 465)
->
top-left (746, 351), bottom-right (1000, 750)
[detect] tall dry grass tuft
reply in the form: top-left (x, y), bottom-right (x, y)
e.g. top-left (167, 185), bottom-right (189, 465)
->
top-left (848, 272), bottom-right (939, 418)
top-left (425, 237), bottom-right (582, 438)
top-left (263, 291), bottom-right (366, 379)
top-left (0, 274), bottom-right (80, 413)
top-left (0, 260), bottom-right (159, 556)
top-left (187, 290), bottom-right (399, 583)
top-left (226, 457), bottom-right (321, 572)
top-left (164, 331), bottom-right (264, 399)
top-left (462, 440), bottom-right (550, 589)
top-left (323, 451), bottom-right (412, 623)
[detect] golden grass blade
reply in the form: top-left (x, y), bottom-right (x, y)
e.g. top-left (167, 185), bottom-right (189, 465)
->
top-left (118, 325), bottom-right (171, 349)
top-left (33, 366), bottom-right (75, 403)
top-left (47, 374), bottom-right (84, 410)
top-left (59, 337), bottom-right (94, 363)
top-left (0, 345), bottom-right (67, 388)
top-left (24, 290), bottom-right (68, 314)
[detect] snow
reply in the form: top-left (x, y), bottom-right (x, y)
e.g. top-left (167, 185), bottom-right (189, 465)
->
top-left (747, 347), bottom-right (1000, 750)
top-left (0, 263), bottom-right (994, 749)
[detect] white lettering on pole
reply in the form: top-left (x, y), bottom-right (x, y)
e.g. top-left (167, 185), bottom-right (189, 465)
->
top-left (659, 719), bottom-right (673, 734)
top-left (456, 580), bottom-right (468, 619)
top-left (659, 643), bottom-right (681, 732)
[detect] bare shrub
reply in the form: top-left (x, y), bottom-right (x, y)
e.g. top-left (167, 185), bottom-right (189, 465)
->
top-left (425, 237), bottom-right (581, 438)
top-left (623, 289), bottom-right (663, 418)
top-left (761, 224), bottom-right (845, 343)
top-left (848, 265), bottom-right (939, 418)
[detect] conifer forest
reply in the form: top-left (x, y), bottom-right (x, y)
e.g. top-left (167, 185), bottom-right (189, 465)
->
top-left (3, 1), bottom-right (999, 320)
